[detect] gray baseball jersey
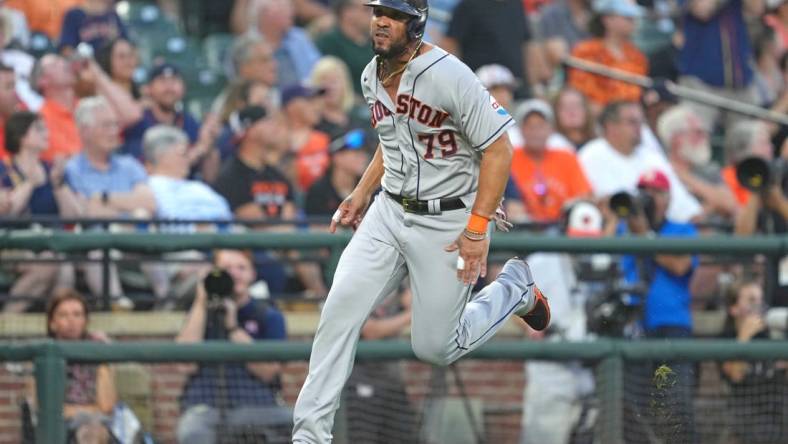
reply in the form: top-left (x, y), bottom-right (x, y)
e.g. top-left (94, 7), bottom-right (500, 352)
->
top-left (361, 46), bottom-right (514, 200)
top-left (293, 46), bottom-right (536, 444)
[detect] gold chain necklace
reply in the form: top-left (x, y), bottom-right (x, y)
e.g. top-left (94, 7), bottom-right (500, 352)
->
top-left (378, 40), bottom-right (423, 87)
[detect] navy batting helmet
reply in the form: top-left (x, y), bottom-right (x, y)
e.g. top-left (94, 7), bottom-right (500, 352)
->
top-left (365, 0), bottom-right (429, 41)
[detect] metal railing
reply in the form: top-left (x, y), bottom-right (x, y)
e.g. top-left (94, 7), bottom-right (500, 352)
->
top-left (5, 338), bottom-right (788, 444)
top-left (0, 231), bottom-right (783, 308)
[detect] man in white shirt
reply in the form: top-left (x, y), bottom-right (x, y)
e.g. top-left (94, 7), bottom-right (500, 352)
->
top-left (579, 100), bottom-right (701, 223)
top-left (142, 125), bottom-right (232, 306)
top-left (144, 125), bottom-right (232, 224)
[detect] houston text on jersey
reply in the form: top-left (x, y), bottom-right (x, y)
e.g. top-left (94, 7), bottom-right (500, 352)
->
top-left (370, 94), bottom-right (450, 129)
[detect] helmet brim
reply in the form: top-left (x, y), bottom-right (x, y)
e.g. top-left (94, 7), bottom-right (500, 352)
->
top-left (364, 0), bottom-right (421, 17)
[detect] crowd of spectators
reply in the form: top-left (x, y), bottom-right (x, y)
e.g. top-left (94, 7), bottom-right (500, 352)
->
top-left (0, 0), bottom-right (783, 314)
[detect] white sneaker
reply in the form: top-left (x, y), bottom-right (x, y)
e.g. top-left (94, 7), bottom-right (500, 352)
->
top-left (111, 296), bottom-right (135, 311)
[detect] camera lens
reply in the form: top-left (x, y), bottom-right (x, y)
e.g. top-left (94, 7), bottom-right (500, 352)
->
top-left (203, 268), bottom-right (234, 298)
top-left (610, 192), bottom-right (635, 217)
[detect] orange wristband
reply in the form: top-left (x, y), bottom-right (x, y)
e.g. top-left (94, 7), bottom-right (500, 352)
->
top-left (467, 213), bottom-right (489, 234)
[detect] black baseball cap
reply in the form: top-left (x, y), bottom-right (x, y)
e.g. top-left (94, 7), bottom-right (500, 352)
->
top-left (281, 84), bottom-right (326, 107)
top-left (147, 63), bottom-right (181, 83)
top-left (229, 105), bottom-right (268, 137)
top-left (330, 129), bottom-right (366, 154)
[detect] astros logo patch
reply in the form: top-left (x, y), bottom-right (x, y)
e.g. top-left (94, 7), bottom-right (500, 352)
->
top-left (489, 96), bottom-right (509, 116)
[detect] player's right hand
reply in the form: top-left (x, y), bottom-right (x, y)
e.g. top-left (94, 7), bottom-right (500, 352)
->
top-left (329, 191), bottom-right (371, 233)
top-left (445, 234), bottom-right (490, 285)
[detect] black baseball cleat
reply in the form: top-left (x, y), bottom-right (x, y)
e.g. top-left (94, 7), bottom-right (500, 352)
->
top-left (520, 286), bottom-right (550, 331)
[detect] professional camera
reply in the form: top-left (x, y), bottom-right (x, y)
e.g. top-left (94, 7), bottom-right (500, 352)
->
top-left (203, 268), bottom-right (234, 338)
top-left (609, 190), bottom-right (658, 231)
top-left (576, 258), bottom-right (648, 337)
top-left (204, 268), bottom-right (234, 304)
top-left (735, 156), bottom-right (788, 193)
top-left (585, 281), bottom-right (647, 337)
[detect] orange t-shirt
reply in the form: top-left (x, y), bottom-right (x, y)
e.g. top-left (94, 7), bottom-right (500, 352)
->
top-left (39, 100), bottom-right (81, 162)
top-left (568, 38), bottom-right (648, 107)
top-left (721, 165), bottom-right (750, 206)
top-left (295, 131), bottom-right (330, 191)
top-left (7, 0), bottom-right (84, 40)
top-left (510, 148), bottom-right (593, 222)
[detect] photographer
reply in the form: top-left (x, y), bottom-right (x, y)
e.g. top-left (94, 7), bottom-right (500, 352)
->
top-left (720, 278), bottom-right (788, 444)
top-left (615, 169), bottom-right (699, 443)
top-left (729, 120), bottom-right (788, 306)
top-left (616, 169), bottom-right (699, 335)
top-left (175, 249), bottom-right (291, 444)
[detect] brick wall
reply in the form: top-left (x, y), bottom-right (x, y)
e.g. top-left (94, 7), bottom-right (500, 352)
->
top-left (0, 351), bottom-right (527, 444)
top-left (0, 365), bottom-right (27, 444)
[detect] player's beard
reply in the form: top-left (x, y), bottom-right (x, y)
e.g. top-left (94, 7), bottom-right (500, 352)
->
top-left (373, 33), bottom-right (410, 60)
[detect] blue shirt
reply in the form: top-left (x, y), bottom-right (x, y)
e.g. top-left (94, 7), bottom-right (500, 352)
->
top-left (58, 8), bottom-right (128, 52)
top-left (621, 221), bottom-right (699, 331)
top-left (424, 0), bottom-right (461, 42)
top-left (0, 160), bottom-right (58, 215)
top-left (65, 153), bottom-right (147, 198)
top-left (678, 0), bottom-right (753, 88)
top-left (120, 109), bottom-right (200, 161)
top-left (180, 300), bottom-right (287, 410)
top-left (275, 28), bottom-right (321, 86)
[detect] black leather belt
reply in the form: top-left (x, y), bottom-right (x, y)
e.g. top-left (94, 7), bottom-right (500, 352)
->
top-left (385, 191), bottom-right (465, 214)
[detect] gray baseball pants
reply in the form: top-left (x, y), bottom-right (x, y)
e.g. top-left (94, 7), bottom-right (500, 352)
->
top-left (292, 192), bottom-right (535, 443)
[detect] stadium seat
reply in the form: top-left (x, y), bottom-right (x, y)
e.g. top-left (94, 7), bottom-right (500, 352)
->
top-left (150, 35), bottom-right (207, 71)
top-left (122, 0), bottom-right (183, 65)
top-left (121, 1), bottom-right (177, 32)
top-left (185, 67), bottom-right (228, 118)
top-left (633, 20), bottom-right (672, 56)
top-left (202, 33), bottom-right (235, 72)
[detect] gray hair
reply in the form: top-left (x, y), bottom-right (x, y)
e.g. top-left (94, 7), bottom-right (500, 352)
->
top-left (30, 54), bottom-right (61, 94)
top-left (143, 125), bottom-right (189, 164)
top-left (656, 105), bottom-right (699, 148)
top-left (247, 0), bottom-right (290, 31)
top-left (724, 120), bottom-right (766, 164)
top-left (74, 96), bottom-right (110, 128)
top-left (229, 34), bottom-right (265, 79)
top-left (247, 0), bottom-right (268, 32)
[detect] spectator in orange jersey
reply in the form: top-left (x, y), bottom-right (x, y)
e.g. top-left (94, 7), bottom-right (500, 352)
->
top-left (567, 0), bottom-right (648, 115)
top-left (504, 99), bottom-right (592, 223)
top-left (31, 53), bottom-right (140, 163)
top-left (281, 84), bottom-right (330, 192)
top-left (6, 0), bottom-right (83, 41)
top-left (30, 54), bottom-right (81, 163)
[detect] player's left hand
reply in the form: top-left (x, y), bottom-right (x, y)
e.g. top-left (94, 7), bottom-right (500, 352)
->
top-left (445, 234), bottom-right (490, 285)
top-left (493, 205), bottom-right (512, 232)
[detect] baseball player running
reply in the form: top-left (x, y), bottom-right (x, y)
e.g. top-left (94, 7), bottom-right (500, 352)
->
top-left (292, 1), bottom-right (550, 442)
